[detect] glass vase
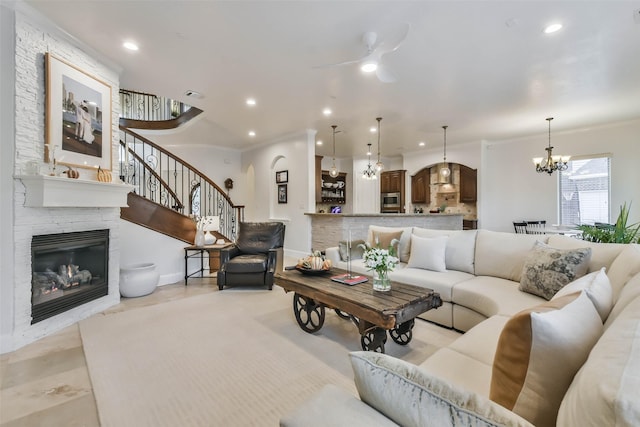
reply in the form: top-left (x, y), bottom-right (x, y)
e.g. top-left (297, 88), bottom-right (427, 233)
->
top-left (194, 229), bottom-right (205, 246)
top-left (373, 270), bottom-right (391, 292)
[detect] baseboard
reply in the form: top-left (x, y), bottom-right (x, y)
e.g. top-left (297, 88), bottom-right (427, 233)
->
top-left (159, 272), bottom-right (184, 286)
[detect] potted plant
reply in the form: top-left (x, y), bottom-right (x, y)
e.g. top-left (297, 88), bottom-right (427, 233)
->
top-left (577, 202), bottom-right (640, 243)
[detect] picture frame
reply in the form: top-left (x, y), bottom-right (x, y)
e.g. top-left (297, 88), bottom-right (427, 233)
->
top-left (276, 170), bottom-right (288, 183)
top-left (277, 184), bottom-right (288, 204)
top-left (45, 53), bottom-right (112, 171)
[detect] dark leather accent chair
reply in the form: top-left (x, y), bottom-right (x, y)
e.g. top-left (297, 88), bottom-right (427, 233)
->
top-left (217, 222), bottom-right (285, 290)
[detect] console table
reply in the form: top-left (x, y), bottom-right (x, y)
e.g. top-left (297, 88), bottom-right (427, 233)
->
top-left (184, 243), bottom-right (233, 285)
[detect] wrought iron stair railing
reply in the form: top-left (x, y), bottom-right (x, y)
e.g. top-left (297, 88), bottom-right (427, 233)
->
top-left (119, 126), bottom-right (244, 242)
top-left (119, 89), bottom-right (203, 130)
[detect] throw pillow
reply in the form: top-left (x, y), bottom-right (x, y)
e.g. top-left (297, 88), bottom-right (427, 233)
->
top-left (407, 235), bottom-right (448, 272)
top-left (338, 239), bottom-right (365, 261)
top-left (368, 230), bottom-right (403, 253)
top-left (350, 351), bottom-right (534, 427)
top-left (489, 292), bottom-right (603, 427)
top-left (368, 226), bottom-right (412, 263)
top-left (519, 241), bottom-right (592, 300)
top-left (552, 267), bottom-right (613, 322)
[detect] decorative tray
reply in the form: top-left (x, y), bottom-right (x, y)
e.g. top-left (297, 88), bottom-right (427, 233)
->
top-left (295, 266), bottom-right (331, 275)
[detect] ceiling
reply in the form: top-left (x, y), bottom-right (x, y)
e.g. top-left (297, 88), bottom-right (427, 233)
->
top-left (23, 1), bottom-right (640, 159)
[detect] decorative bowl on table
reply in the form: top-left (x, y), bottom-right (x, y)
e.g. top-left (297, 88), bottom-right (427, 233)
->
top-left (296, 254), bottom-right (332, 274)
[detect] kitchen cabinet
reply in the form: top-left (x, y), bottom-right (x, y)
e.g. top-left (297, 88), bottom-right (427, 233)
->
top-left (411, 168), bottom-right (430, 204)
top-left (459, 164), bottom-right (477, 203)
top-left (380, 170), bottom-right (405, 193)
top-left (315, 156), bottom-right (323, 204)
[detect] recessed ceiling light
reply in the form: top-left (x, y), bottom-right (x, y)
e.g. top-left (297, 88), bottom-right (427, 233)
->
top-left (248, 131), bottom-right (256, 137)
top-left (316, 140), bottom-right (323, 145)
top-left (361, 61), bottom-right (378, 73)
top-left (544, 23), bottom-right (563, 34)
top-left (323, 108), bottom-right (332, 116)
top-left (123, 41), bottom-right (139, 51)
top-left (419, 141), bottom-right (426, 147)
top-left (370, 127), bottom-right (377, 133)
top-left (246, 98), bottom-right (256, 106)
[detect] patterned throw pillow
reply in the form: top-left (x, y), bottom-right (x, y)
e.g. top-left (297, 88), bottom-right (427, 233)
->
top-left (519, 242), bottom-right (592, 300)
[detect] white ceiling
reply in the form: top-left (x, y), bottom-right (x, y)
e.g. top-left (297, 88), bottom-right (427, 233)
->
top-left (23, 0), bottom-right (640, 159)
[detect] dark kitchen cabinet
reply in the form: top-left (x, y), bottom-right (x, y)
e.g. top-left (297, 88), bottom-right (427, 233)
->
top-left (380, 170), bottom-right (405, 193)
top-left (459, 164), bottom-right (477, 203)
top-left (411, 168), bottom-right (430, 204)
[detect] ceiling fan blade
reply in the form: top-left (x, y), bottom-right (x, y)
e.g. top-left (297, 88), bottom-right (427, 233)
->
top-left (376, 23), bottom-right (411, 55)
top-left (376, 65), bottom-right (396, 83)
top-left (312, 56), bottom-right (365, 69)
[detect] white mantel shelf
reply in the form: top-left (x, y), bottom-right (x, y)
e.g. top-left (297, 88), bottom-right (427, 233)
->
top-left (17, 175), bottom-right (134, 208)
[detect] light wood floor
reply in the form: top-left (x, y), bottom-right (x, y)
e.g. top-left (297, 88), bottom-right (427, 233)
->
top-left (0, 278), bottom-right (218, 427)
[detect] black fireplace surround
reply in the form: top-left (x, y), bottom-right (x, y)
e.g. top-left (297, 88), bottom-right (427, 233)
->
top-left (31, 229), bottom-right (109, 324)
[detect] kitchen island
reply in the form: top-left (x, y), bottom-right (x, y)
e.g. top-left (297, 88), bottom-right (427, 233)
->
top-left (305, 212), bottom-right (463, 252)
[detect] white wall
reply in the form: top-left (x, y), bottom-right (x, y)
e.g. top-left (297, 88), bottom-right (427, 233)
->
top-left (241, 130), bottom-right (316, 258)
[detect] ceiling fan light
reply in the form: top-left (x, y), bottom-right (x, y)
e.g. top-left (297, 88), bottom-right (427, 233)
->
top-left (361, 61), bottom-right (378, 73)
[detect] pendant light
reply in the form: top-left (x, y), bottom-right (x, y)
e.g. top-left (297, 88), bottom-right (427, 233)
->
top-left (362, 143), bottom-right (377, 179)
top-left (329, 125), bottom-right (339, 177)
top-left (532, 117), bottom-right (570, 175)
top-left (439, 125), bottom-right (450, 178)
top-left (375, 117), bottom-right (384, 171)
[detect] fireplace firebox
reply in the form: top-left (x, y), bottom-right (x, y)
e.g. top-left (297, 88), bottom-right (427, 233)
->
top-left (31, 229), bottom-right (109, 324)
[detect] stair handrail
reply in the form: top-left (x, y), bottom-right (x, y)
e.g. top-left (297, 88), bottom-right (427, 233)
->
top-left (119, 125), bottom-right (244, 241)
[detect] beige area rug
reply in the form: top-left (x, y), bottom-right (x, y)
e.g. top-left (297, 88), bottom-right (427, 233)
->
top-left (80, 287), bottom-right (460, 426)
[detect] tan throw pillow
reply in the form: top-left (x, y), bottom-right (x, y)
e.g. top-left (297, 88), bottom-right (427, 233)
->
top-left (519, 241), bottom-right (592, 300)
top-left (552, 267), bottom-right (613, 322)
top-left (490, 292), bottom-right (603, 427)
top-left (368, 230), bottom-right (402, 252)
top-left (338, 239), bottom-right (365, 261)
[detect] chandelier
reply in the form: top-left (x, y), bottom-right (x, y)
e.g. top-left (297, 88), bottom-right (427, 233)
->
top-left (329, 124), bottom-right (340, 177)
top-left (362, 143), bottom-right (377, 180)
top-left (375, 117), bottom-right (384, 171)
top-left (439, 125), bottom-right (450, 178)
top-left (533, 117), bottom-right (570, 175)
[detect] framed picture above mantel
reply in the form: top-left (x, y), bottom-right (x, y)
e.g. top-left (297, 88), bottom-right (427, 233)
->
top-left (45, 53), bottom-right (112, 171)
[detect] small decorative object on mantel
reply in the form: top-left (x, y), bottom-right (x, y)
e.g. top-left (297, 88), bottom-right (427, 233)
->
top-left (96, 166), bottom-right (112, 182)
top-left (63, 166), bottom-right (79, 179)
top-left (359, 239), bottom-right (399, 292)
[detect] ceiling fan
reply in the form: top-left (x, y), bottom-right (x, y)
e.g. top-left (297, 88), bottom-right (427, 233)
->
top-left (314, 23), bottom-right (411, 83)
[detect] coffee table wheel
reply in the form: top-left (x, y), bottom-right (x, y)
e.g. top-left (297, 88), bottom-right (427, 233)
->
top-left (389, 319), bottom-right (415, 346)
top-left (361, 327), bottom-right (387, 353)
top-left (293, 293), bottom-right (325, 333)
top-left (334, 309), bottom-right (351, 320)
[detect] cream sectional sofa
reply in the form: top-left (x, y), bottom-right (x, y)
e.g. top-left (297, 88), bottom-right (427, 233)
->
top-left (280, 226), bottom-right (640, 427)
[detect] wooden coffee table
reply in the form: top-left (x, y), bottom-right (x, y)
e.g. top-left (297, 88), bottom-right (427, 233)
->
top-left (274, 268), bottom-right (442, 353)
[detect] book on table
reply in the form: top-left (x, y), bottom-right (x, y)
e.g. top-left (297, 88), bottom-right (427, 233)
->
top-left (331, 274), bottom-right (368, 286)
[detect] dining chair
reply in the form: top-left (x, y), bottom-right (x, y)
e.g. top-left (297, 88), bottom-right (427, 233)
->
top-left (513, 221), bottom-right (528, 234)
top-left (526, 220), bottom-right (547, 234)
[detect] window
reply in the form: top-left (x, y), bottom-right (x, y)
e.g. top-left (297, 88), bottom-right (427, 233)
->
top-left (559, 155), bottom-right (611, 225)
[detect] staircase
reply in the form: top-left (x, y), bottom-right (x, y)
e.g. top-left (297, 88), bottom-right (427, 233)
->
top-left (118, 89), bottom-right (244, 244)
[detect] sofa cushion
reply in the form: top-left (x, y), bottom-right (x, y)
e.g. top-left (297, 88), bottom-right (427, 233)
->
top-left (390, 268), bottom-right (474, 302)
top-left (338, 239), bottom-right (365, 261)
top-left (547, 235), bottom-right (626, 273)
top-left (474, 230), bottom-right (547, 282)
top-left (452, 276), bottom-right (545, 318)
top-left (557, 293), bottom-right (640, 427)
top-left (552, 268), bottom-right (613, 321)
top-left (412, 228), bottom-right (477, 274)
top-left (407, 235), bottom-right (448, 272)
top-left (279, 384), bottom-right (399, 427)
top-left (225, 254), bottom-right (267, 273)
top-left (236, 221), bottom-right (285, 254)
top-left (605, 243), bottom-right (640, 301)
top-left (351, 351), bottom-right (535, 427)
top-left (519, 241), bottom-right (591, 300)
top-left (367, 226), bottom-right (412, 262)
top-left (447, 314), bottom-right (511, 366)
top-left (419, 347), bottom-right (492, 397)
top-left (490, 292), bottom-right (603, 427)
top-left (605, 271), bottom-right (640, 328)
